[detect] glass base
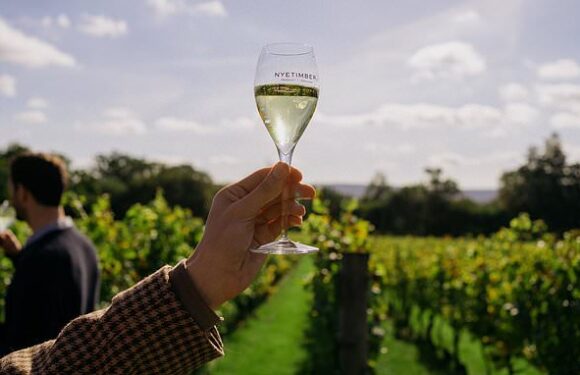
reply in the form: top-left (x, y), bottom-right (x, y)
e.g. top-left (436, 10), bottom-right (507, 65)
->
top-left (250, 239), bottom-right (319, 255)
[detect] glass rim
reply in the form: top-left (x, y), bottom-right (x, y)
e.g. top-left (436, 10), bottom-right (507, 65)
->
top-left (263, 42), bottom-right (313, 56)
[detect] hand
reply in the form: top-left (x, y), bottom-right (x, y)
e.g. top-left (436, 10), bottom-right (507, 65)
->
top-left (186, 162), bottom-right (315, 310)
top-left (0, 230), bottom-right (22, 258)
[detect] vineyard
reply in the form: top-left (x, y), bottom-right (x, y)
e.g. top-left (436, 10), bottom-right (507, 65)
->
top-left (300, 200), bottom-right (579, 375)
top-left (0, 193), bottom-right (578, 374)
top-left (369, 216), bottom-right (580, 375)
top-left (0, 192), bottom-right (298, 336)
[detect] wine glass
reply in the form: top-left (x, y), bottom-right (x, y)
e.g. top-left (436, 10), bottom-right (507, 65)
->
top-left (0, 200), bottom-right (15, 232)
top-left (251, 42), bottom-right (320, 255)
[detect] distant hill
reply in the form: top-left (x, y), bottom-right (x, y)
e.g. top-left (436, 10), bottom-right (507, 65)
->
top-left (321, 184), bottom-right (498, 204)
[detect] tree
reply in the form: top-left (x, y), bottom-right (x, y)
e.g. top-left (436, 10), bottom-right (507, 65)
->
top-left (498, 133), bottom-right (580, 232)
top-left (0, 144), bottom-right (31, 202)
top-left (71, 153), bottom-right (214, 219)
top-left (362, 172), bottom-right (391, 203)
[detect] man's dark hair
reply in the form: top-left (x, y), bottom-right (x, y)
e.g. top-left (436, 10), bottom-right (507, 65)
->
top-left (10, 153), bottom-right (68, 207)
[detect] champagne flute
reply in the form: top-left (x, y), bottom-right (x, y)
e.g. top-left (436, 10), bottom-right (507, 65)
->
top-left (251, 42), bottom-right (319, 255)
top-left (0, 200), bottom-right (15, 232)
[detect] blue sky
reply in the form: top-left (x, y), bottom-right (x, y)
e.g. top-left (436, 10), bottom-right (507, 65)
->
top-left (1, 0), bottom-right (580, 188)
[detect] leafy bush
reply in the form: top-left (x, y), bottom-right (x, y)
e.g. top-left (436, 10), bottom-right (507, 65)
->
top-left (1, 192), bottom-right (297, 335)
top-left (300, 197), bottom-right (377, 373)
top-left (373, 214), bottom-right (580, 374)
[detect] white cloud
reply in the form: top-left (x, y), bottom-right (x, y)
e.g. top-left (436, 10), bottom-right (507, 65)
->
top-left (57, 14), bottom-right (71, 29)
top-left (536, 84), bottom-right (580, 114)
top-left (79, 108), bottom-right (146, 136)
top-left (41, 14), bottom-right (71, 29)
top-left (147, 0), bottom-right (227, 17)
top-left (318, 103), bottom-right (502, 129)
top-left (41, 17), bottom-right (53, 28)
top-left (499, 83), bottom-right (529, 102)
top-left (364, 143), bottom-right (416, 156)
top-left (79, 15), bottom-right (128, 38)
top-left (0, 17), bottom-right (76, 67)
top-left (27, 97), bottom-right (49, 109)
top-left (221, 116), bottom-right (256, 130)
top-left (13, 110), bottom-right (47, 124)
top-left (564, 143), bottom-right (580, 161)
top-left (428, 151), bottom-right (519, 168)
top-left (147, 0), bottom-right (179, 16)
top-left (486, 127), bottom-right (509, 139)
top-left (457, 104), bottom-right (502, 127)
top-left (318, 100), bottom-right (540, 140)
top-left (408, 41), bottom-right (486, 80)
top-left (155, 117), bottom-right (214, 134)
top-left (0, 74), bottom-right (16, 97)
top-left (504, 103), bottom-right (539, 125)
top-left (550, 112), bottom-right (580, 129)
top-left (192, 1), bottom-right (227, 17)
top-left (538, 59), bottom-right (580, 80)
top-left (453, 10), bottom-right (481, 24)
top-left (208, 155), bottom-right (241, 165)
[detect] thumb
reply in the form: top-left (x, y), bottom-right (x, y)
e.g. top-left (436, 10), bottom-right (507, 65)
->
top-left (236, 162), bottom-right (289, 216)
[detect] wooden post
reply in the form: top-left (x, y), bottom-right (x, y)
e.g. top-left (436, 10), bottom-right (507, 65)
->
top-left (339, 252), bottom-right (369, 374)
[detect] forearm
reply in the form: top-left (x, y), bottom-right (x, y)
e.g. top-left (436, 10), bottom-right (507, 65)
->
top-left (0, 265), bottom-right (224, 374)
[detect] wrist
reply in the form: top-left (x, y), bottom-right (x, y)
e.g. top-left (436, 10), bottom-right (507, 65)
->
top-left (186, 255), bottom-right (223, 310)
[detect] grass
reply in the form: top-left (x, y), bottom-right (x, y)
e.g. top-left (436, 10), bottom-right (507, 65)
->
top-left (375, 306), bottom-right (544, 375)
top-left (206, 255), bottom-right (313, 375)
top-left (375, 319), bottom-right (447, 375)
top-left (200, 246), bottom-right (544, 374)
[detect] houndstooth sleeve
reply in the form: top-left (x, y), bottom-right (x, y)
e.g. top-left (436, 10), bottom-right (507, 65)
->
top-left (0, 265), bottom-right (224, 374)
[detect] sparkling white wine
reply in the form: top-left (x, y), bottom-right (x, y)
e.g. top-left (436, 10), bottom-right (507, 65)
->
top-left (255, 84), bottom-right (318, 155)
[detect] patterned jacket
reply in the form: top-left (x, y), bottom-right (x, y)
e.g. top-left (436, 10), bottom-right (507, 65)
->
top-left (0, 261), bottom-right (224, 374)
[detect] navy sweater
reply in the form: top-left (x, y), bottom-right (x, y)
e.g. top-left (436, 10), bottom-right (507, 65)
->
top-left (0, 227), bottom-right (100, 355)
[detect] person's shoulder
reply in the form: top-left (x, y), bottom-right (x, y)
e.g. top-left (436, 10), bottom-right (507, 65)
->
top-left (58, 227), bottom-right (99, 260)
top-left (33, 228), bottom-right (92, 257)
top-left (51, 227), bottom-right (93, 247)
top-left (22, 242), bottom-right (71, 270)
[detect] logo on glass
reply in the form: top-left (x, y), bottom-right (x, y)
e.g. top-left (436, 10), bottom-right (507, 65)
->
top-left (274, 72), bottom-right (318, 83)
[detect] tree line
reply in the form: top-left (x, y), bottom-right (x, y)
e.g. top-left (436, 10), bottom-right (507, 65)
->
top-left (0, 145), bottom-right (216, 220)
top-left (354, 133), bottom-right (580, 235)
top-left (1, 132), bottom-right (578, 235)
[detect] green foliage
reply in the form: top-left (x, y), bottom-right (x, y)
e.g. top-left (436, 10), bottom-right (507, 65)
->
top-left (1, 192), bottom-right (297, 336)
top-left (499, 133), bottom-right (580, 232)
top-left (64, 191), bottom-right (204, 305)
top-left (300, 197), bottom-right (376, 373)
top-left (372, 218), bottom-right (580, 375)
top-left (70, 152), bottom-right (215, 219)
top-left (359, 169), bottom-right (508, 236)
top-left (0, 220), bottom-right (29, 322)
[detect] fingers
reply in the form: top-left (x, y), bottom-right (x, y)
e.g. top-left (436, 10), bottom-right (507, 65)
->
top-left (257, 182), bottom-right (315, 213)
top-left (253, 215), bottom-right (303, 246)
top-left (258, 202), bottom-right (304, 225)
top-left (257, 200), bottom-right (306, 224)
top-left (0, 230), bottom-right (14, 245)
top-left (227, 163), bottom-right (304, 199)
top-left (234, 163), bottom-right (290, 216)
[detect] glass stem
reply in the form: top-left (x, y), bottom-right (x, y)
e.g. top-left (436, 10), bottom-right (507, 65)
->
top-left (278, 149), bottom-right (293, 242)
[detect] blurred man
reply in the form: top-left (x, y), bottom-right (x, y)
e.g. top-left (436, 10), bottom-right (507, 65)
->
top-left (0, 153), bottom-right (100, 355)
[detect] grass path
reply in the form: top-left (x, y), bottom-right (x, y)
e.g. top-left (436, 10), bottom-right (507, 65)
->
top-left (204, 254), bottom-right (541, 375)
top-left (375, 320), bottom-right (446, 375)
top-left (207, 256), bottom-right (313, 375)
